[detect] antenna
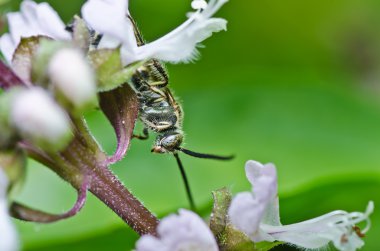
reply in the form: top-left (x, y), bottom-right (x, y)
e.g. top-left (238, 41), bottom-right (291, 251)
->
top-left (173, 149), bottom-right (234, 211)
top-left (173, 153), bottom-right (196, 211)
top-left (177, 147), bottom-right (234, 160)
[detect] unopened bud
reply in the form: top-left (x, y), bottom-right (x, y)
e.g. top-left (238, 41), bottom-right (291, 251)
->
top-left (48, 48), bottom-right (97, 112)
top-left (10, 87), bottom-right (73, 152)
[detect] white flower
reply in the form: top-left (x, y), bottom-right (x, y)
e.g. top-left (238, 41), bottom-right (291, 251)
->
top-left (135, 209), bottom-right (219, 251)
top-left (10, 87), bottom-right (72, 151)
top-left (228, 160), bottom-right (374, 251)
top-left (0, 0), bottom-right (71, 64)
top-left (0, 169), bottom-right (19, 251)
top-left (82, 0), bottom-right (228, 65)
top-left (48, 48), bottom-right (97, 110)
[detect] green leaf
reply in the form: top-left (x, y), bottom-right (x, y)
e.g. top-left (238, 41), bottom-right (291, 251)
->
top-left (89, 48), bottom-right (123, 91)
top-left (254, 242), bottom-right (282, 251)
top-left (104, 61), bottom-right (144, 91)
top-left (89, 48), bottom-right (144, 91)
top-left (71, 16), bottom-right (91, 51)
top-left (210, 187), bottom-right (232, 236)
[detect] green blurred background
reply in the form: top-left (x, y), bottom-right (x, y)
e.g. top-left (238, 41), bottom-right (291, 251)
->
top-left (2, 0), bottom-right (380, 250)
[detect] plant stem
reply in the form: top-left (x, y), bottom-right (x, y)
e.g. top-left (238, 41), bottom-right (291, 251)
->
top-left (23, 119), bottom-right (159, 236)
top-left (0, 61), bottom-right (24, 90)
top-left (88, 163), bottom-right (159, 236)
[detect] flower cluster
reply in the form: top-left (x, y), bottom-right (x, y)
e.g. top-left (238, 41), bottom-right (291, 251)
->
top-left (134, 161), bottom-right (373, 251)
top-left (228, 161), bottom-right (373, 251)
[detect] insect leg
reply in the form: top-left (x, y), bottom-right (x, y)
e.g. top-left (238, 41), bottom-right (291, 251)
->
top-left (133, 127), bottom-right (149, 140)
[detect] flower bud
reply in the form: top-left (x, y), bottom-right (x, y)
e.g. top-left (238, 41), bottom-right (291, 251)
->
top-left (10, 87), bottom-right (73, 152)
top-left (48, 48), bottom-right (97, 113)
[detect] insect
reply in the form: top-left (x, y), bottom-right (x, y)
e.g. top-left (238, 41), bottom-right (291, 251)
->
top-left (127, 17), bottom-right (233, 210)
top-left (69, 16), bottom-right (233, 210)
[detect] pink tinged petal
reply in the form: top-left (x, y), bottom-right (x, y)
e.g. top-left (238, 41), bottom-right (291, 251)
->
top-left (136, 209), bottom-right (219, 251)
top-left (229, 192), bottom-right (268, 238)
top-left (81, 0), bottom-right (137, 51)
top-left (135, 235), bottom-right (169, 251)
top-left (245, 161), bottom-right (278, 202)
top-left (0, 170), bottom-right (20, 251)
top-left (229, 160), bottom-right (281, 239)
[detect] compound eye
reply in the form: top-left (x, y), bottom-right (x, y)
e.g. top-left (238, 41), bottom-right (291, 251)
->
top-left (161, 134), bottom-right (182, 150)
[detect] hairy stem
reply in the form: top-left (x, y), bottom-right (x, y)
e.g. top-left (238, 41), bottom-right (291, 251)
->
top-left (23, 118), bottom-right (159, 236)
top-left (88, 163), bottom-right (159, 235)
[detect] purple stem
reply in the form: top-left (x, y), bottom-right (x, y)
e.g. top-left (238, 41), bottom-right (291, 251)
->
top-left (88, 164), bottom-right (159, 236)
top-left (0, 61), bottom-right (25, 90)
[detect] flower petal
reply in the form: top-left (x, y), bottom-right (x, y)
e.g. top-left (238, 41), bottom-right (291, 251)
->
top-left (132, 0), bottom-right (228, 64)
top-left (135, 235), bottom-right (169, 251)
top-left (259, 202), bottom-right (374, 250)
top-left (229, 192), bottom-right (269, 238)
top-left (136, 209), bottom-right (218, 251)
top-left (135, 18), bottom-right (227, 64)
top-left (81, 0), bottom-right (137, 52)
top-left (0, 34), bottom-right (15, 64)
top-left (229, 160), bottom-right (280, 240)
top-left (0, 1), bottom-right (70, 64)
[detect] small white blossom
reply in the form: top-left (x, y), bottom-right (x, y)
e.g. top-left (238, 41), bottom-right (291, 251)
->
top-left (0, 0), bottom-right (71, 64)
top-left (48, 48), bottom-right (97, 110)
top-left (82, 0), bottom-right (228, 65)
top-left (228, 160), bottom-right (374, 251)
top-left (0, 169), bottom-right (19, 251)
top-left (10, 87), bottom-right (72, 151)
top-left (135, 209), bottom-right (219, 251)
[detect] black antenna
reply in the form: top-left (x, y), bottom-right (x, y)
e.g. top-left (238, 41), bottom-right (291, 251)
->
top-left (173, 153), bottom-right (196, 212)
top-left (177, 147), bottom-right (234, 160)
